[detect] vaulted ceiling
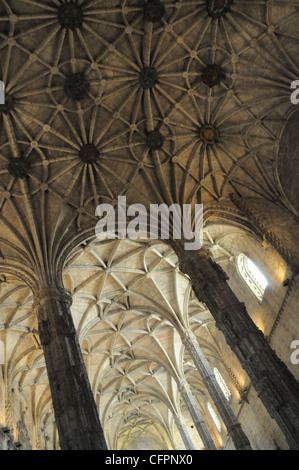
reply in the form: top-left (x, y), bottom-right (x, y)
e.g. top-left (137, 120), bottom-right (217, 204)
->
top-left (0, 226), bottom-right (253, 449)
top-left (0, 0), bottom-right (298, 450)
top-left (0, 0), bottom-right (298, 276)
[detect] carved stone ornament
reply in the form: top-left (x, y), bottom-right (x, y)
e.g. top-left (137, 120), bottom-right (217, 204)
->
top-left (58, 3), bottom-right (84, 30)
top-left (144, 0), bottom-right (166, 23)
top-left (199, 124), bottom-right (220, 145)
top-left (202, 64), bottom-right (226, 88)
top-left (139, 67), bottom-right (159, 89)
top-left (79, 144), bottom-right (100, 164)
top-left (64, 73), bottom-right (90, 101)
top-left (0, 94), bottom-right (14, 114)
top-left (146, 129), bottom-right (164, 150)
top-left (8, 156), bottom-right (30, 179)
top-left (207, 0), bottom-right (233, 19)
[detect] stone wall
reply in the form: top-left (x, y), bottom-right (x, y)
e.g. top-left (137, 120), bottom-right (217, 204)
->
top-left (219, 235), bottom-right (299, 449)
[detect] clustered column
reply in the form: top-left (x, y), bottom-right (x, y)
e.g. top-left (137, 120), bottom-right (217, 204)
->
top-left (177, 248), bottom-right (299, 450)
top-left (33, 285), bottom-right (107, 450)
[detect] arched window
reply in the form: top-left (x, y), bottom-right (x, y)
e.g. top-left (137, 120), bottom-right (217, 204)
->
top-left (0, 340), bottom-right (4, 365)
top-left (214, 368), bottom-right (231, 401)
top-left (237, 253), bottom-right (268, 302)
top-left (207, 402), bottom-right (221, 432)
top-left (0, 80), bottom-right (5, 105)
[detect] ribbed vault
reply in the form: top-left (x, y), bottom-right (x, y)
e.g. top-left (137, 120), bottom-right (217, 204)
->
top-left (0, 220), bottom-right (275, 449)
top-left (0, 0), bottom-right (298, 280)
top-left (0, 0), bottom-right (299, 451)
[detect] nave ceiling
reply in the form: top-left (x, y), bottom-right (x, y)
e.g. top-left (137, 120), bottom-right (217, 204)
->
top-left (0, 226), bottom-right (255, 449)
top-left (0, 0), bottom-right (298, 278)
top-left (0, 0), bottom-right (298, 450)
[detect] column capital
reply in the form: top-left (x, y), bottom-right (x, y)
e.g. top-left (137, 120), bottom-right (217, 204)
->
top-left (181, 329), bottom-right (198, 348)
top-left (33, 285), bottom-right (72, 316)
top-left (177, 248), bottom-right (213, 272)
top-left (174, 413), bottom-right (184, 425)
top-left (176, 249), bottom-right (229, 303)
top-left (178, 378), bottom-right (191, 395)
top-left (181, 328), bottom-right (215, 381)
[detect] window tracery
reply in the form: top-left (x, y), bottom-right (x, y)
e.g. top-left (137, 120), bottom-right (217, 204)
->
top-left (237, 253), bottom-right (268, 302)
top-left (208, 402), bottom-right (222, 432)
top-left (214, 368), bottom-right (231, 401)
top-left (0, 340), bottom-right (4, 365)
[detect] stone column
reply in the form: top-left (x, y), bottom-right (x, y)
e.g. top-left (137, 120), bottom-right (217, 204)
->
top-left (33, 285), bottom-right (107, 450)
top-left (177, 249), bottom-right (299, 450)
top-left (0, 427), bottom-right (19, 450)
top-left (181, 329), bottom-right (252, 450)
top-left (178, 380), bottom-right (216, 450)
top-left (174, 413), bottom-right (196, 451)
top-left (230, 194), bottom-right (299, 269)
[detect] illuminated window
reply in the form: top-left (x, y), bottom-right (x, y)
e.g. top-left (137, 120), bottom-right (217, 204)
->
top-left (0, 340), bottom-right (4, 365)
top-left (208, 402), bottom-right (221, 432)
top-left (237, 253), bottom-right (268, 302)
top-left (214, 368), bottom-right (231, 401)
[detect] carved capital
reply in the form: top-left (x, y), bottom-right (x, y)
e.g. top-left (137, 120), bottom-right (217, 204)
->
top-left (178, 248), bottom-right (213, 271)
top-left (33, 286), bottom-right (72, 317)
top-left (178, 379), bottom-right (191, 395)
top-left (177, 249), bottom-right (230, 304)
top-left (33, 286), bottom-right (74, 346)
top-left (181, 329), bottom-right (198, 351)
